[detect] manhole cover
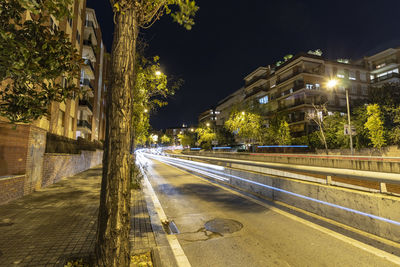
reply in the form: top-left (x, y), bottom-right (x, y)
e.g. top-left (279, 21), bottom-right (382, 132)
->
top-left (204, 218), bottom-right (243, 234)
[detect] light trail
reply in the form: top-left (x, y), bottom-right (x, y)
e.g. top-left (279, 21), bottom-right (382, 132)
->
top-left (141, 152), bottom-right (400, 227)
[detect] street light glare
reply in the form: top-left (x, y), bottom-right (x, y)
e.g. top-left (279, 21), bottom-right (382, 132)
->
top-left (327, 79), bottom-right (338, 89)
top-left (155, 70), bottom-right (162, 76)
top-left (241, 111), bottom-right (245, 115)
top-left (206, 123), bottom-right (210, 127)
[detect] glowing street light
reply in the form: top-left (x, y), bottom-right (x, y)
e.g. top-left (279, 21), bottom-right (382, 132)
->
top-left (326, 79), bottom-right (338, 89)
top-left (155, 70), bottom-right (162, 76)
top-left (190, 128), bottom-right (194, 132)
top-left (206, 123), bottom-right (210, 127)
top-left (144, 108), bottom-right (148, 113)
top-left (326, 79), bottom-right (354, 154)
top-left (241, 111), bottom-right (245, 115)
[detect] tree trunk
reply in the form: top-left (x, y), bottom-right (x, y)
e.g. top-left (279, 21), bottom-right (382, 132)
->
top-left (96, 5), bottom-right (138, 267)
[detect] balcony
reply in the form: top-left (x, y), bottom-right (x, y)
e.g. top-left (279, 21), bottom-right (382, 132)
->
top-left (276, 68), bottom-right (323, 85)
top-left (371, 72), bottom-right (400, 84)
top-left (277, 98), bottom-right (314, 111)
top-left (373, 59), bottom-right (397, 70)
top-left (83, 39), bottom-right (97, 59)
top-left (245, 75), bottom-right (268, 88)
top-left (79, 99), bottom-right (93, 113)
top-left (273, 82), bottom-right (305, 100)
top-left (85, 20), bottom-right (97, 40)
top-left (77, 119), bottom-right (92, 131)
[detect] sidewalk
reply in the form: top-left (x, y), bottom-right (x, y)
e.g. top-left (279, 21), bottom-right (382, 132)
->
top-left (0, 166), bottom-right (156, 266)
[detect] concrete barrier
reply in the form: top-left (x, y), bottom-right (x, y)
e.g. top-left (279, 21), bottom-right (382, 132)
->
top-left (184, 151), bottom-right (400, 173)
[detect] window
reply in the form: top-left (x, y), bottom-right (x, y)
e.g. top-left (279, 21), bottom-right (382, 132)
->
top-left (76, 31), bottom-right (81, 44)
top-left (69, 116), bottom-right (74, 132)
top-left (306, 84), bottom-right (313, 90)
top-left (361, 85), bottom-right (368, 95)
top-left (259, 95), bottom-right (269, 104)
top-left (315, 83), bottom-right (320, 89)
top-left (336, 69), bottom-right (345, 79)
top-left (360, 72), bottom-right (367, 81)
top-left (58, 110), bottom-right (65, 127)
top-left (62, 77), bottom-right (68, 88)
top-left (349, 71), bottom-right (356, 80)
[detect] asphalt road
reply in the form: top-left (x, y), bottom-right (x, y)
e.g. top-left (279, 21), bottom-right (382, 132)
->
top-left (144, 156), bottom-right (400, 267)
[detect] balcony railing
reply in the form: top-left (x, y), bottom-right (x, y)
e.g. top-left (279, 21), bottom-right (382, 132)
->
top-left (277, 98), bottom-right (315, 111)
top-left (80, 79), bottom-right (94, 90)
top-left (245, 75), bottom-right (268, 87)
top-left (276, 68), bottom-right (323, 85)
top-left (273, 82), bottom-right (305, 100)
top-left (371, 72), bottom-right (400, 83)
top-left (77, 119), bottom-right (92, 130)
top-left (84, 59), bottom-right (95, 73)
top-left (79, 99), bottom-right (93, 112)
top-left (83, 39), bottom-right (97, 58)
top-left (85, 20), bottom-right (97, 40)
top-left (373, 59), bottom-right (398, 70)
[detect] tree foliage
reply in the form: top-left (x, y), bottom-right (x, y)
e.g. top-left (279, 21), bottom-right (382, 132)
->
top-left (225, 110), bottom-right (263, 144)
top-left (178, 132), bottom-right (195, 147)
top-left (264, 115), bottom-right (291, 145)
top-left (0, 0), bottom-right (81, 123)
top-left (112, 0), bottom-right (198, 30)
top-left (160, 134), bottom-right (171, 144)
top-left (364, 104), bottom-right (386, 148)
top-left (306, 104), bottom-right (328, 152)
top-left (132, 53), bottom-right (179, 146)
top-left (196, 125), bottom-right (216, 149)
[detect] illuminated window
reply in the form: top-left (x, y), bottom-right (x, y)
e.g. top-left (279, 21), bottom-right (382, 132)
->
top-left (306, 84), bottom-right (313, 89)
top-left (349, 71), bottom-right (356, 80)
top-left (337, 69), bottom-right (345, 79)
top-left (259, 95), bottom-right (269, 104)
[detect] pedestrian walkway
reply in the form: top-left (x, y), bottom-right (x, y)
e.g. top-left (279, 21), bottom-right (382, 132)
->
top-left (0, 166), bottom-right (157, 267)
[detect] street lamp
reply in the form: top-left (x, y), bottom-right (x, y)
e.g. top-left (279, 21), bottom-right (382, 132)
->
top-left (155, 70), bottom-right (162, 76)
top-left (326, 79), bottom-right (354, 154)
top-left (206, 123), bottom-right (210, 127)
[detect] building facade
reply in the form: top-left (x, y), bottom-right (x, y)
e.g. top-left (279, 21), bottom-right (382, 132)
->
top-left (77, 8), bottom-right (107, 141)
top-left (214, 51), bottom-right (377, 136)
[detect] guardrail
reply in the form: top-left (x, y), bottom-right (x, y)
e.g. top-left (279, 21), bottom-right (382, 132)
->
top-left (167, 153), bottom-right (400, 194)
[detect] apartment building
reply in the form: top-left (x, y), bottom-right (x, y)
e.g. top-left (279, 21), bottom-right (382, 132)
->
top-left (198, 108), bottom-right (219, 125)
top-left (214, 50), bottom-right (377, 137)
top-left (215, 87), bottom-right (245, 126)
top-left (77, 8), bottom-right (107, 141)
top-left (17, 0), bottom-right (87, 139)
top-left (363, 47), bottom-right (400, 86)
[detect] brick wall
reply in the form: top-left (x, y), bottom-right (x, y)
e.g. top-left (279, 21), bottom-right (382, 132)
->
top-left (41, 150), bottom-right (103, 187)
top-left (0, 175), bottom-right (25, 204)
top-left (0, 122), bottom-right (30, 176)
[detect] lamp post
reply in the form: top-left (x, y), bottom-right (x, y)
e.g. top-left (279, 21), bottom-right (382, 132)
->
top-left (327, 79), bottom-right (354, 154)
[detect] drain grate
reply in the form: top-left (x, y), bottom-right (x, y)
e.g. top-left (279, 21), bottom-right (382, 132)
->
top-left (162, 220), bottom-right (179, 235)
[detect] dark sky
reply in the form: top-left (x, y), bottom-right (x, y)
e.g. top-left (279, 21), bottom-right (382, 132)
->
top-left (87, 0), bottom-right (400, 130)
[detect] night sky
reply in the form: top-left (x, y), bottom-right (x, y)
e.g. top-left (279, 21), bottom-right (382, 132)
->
top-left (88, 0), bottom-right (400, 130)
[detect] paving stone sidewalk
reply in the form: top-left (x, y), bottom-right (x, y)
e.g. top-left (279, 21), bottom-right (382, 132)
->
top-left (0, 166), bottom-right (156, 267)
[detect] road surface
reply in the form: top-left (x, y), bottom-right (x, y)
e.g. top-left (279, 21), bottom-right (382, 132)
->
top-left (141, 154), bottom-right (400, 267)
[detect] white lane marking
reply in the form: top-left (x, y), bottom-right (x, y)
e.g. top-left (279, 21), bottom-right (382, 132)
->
top-left (152, 157), bottom-right (400, 266)
top-left (142, 166), bottom-right (192, 267)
